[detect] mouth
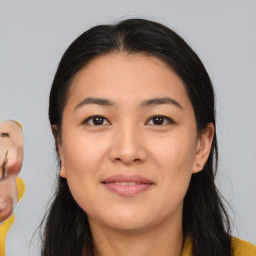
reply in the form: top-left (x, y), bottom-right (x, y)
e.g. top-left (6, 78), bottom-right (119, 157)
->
top-left (101, 174), bottom-right (154, 196)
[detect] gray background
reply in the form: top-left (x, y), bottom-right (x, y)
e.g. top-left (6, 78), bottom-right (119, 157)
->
top-left (0, 0), bottom-right (255, 255)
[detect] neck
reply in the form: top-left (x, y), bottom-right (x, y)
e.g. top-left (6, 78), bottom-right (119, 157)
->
top-left (89, 215), bottom-right (184, 256)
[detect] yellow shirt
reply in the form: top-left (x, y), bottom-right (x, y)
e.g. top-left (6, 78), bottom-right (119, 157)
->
top-left (0, 177), bottom-right (26, 256)
top-left (182, 235), bottom-right (256, 256)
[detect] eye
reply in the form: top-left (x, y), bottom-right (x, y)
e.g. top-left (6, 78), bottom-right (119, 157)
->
top-left (83, 115), bottom-right (110, 126)
top-left (146, 115), bottom-right (175, 125)
top-left (1, 132), bottom-right (10, 138)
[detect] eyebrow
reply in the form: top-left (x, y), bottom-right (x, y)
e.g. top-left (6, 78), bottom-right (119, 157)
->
top-left (74, 97), bottom-right (183, 110)
top-left (140, 97), bottom-right (183, 109)
top-left (75, 97), bottom-right (116, 110)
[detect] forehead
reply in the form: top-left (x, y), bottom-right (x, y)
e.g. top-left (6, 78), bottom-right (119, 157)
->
top-left (66, 53), bottom-right (192, 110)
top-left (0, 121), bottom-right (21, 133)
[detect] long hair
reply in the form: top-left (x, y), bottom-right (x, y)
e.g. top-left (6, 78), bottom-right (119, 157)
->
top-left (42, 18), bottom-right (232, 256)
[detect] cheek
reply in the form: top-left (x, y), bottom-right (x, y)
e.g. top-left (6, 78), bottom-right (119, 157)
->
top-left (61, 131), bottom-right (109, 210)
top-left (0, 194), bottom-right (14, 221)
top-left (151, 131), bottom-right (196, 190)
top-left (152, 131), bottom-right (196, 169)
top-left (62, 130), bottom-right (108, 174)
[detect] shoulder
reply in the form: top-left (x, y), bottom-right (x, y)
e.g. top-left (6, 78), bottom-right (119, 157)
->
top-left (182, 235), bottom-right (256, 256)
top-left (231, 237), bottom-right (256, 256)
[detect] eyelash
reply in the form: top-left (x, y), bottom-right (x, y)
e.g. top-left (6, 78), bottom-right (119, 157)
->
top-left (146, 115), bottom-right (175, 125)
top-left (83, 115), bottom-right (110, 126)
top-left (82, 115), bottom-right (175, 126)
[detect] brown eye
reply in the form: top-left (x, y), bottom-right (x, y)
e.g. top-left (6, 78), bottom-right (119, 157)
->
top-left (84, 116), bottom-right (110, 126)
top-left (146, 115), bottom-right (174, 125)
top-left (1, 132), bottom-right (10, 138)
top-left (152, 116), bottom-right (165, 125)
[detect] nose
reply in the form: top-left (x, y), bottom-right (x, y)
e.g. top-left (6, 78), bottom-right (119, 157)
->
top-left (108, 124), bottom-right (147, 165)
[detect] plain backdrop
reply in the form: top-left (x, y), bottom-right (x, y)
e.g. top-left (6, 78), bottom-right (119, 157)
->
top-left (0, 0), bottom-right (255, 255)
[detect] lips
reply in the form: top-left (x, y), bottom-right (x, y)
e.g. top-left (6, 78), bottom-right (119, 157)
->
top-left (101, 174), bottom-right (154, 196)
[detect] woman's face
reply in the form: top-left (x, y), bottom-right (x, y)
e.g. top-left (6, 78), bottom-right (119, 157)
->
top-left (57, 53), bottom-right (213, 232)
top-left (0, 121), bottom-right (22, 221)
top-left (0, 121), bottom-right (23, 177)
top-left (0, 176), bottom-right (17, 222)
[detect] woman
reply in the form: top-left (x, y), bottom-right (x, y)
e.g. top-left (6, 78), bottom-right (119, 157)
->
top-left (0, 120), bottom-right (25, 256)
top-left (41, 19), bottom-right (256, 256)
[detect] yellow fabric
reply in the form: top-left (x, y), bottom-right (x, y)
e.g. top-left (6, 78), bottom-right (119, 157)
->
top-left (231, 237), bottom-right (256, 256)
top-left (0, 177), bottom-right (26, 256)
top-left (181, 235), bottom-right (193, 256)
top-left (182, 235), bottom-right (256, 256)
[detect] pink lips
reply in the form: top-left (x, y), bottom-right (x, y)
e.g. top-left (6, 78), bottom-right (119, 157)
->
top-left (101, 174), bottom-right (154, 196)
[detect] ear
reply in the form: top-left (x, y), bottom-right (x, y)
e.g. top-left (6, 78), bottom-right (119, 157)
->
top-left (192, 123), bottom-right (214, 174)
top-left (51, 124), bottom-right (66, 178)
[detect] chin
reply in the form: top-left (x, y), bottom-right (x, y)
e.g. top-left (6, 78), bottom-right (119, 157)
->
top-left (0, 204), bottom-right (13, 222)
top-left (92, 207), bottom-right (156, 232)
top-left (106, 219), bottom-right (152, 233)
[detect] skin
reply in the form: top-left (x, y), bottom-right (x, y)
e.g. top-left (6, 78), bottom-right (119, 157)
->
top-left (0, 121), bottom-right (23, 222)
top-left (0, 121), bottom-right (23, 177)
top-left (0, 175), bottom-right (17, 222)
top-left (55, 53), bottom-right (214, 256)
